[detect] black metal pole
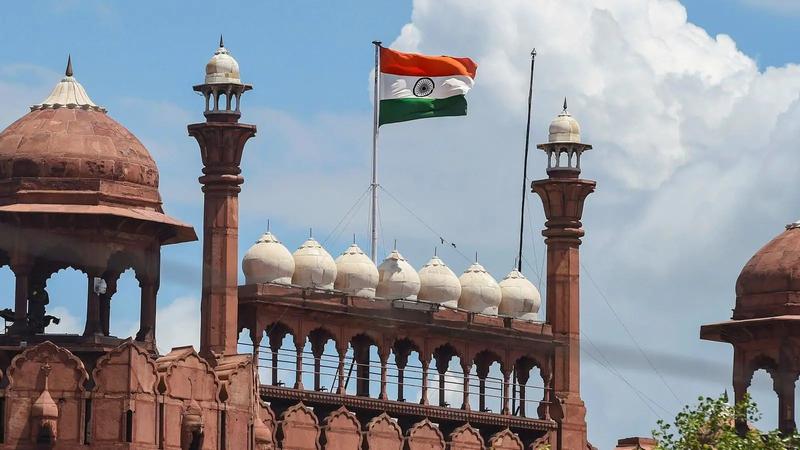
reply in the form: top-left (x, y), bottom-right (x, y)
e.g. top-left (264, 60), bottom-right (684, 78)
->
top-left (517, 49), bottom-right (537, 273)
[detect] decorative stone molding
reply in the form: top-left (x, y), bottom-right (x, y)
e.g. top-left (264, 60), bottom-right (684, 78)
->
top-left (365, 413), bottom-right (403, 450)
top-left (489, 428), bottom-right (524, 450)
top-left (449, 423), bottom-right (484, 450)
top-left (407, 418), bottom-right (445, 450)
top-left (280, 402), bottom-right (321, 450)
top-left (322, 406), bottom-right (362, 449)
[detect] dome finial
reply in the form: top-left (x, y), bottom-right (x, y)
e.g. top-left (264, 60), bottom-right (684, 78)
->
top-left (562, 97), bottom-right (568, 113)
top-left (219, 34), bottom-right (224, 48)
top-left (65, 54), bottom-right (73, 77)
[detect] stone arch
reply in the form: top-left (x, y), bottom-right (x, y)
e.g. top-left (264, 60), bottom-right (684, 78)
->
top-left (305, 327), bottom-right (338, 392)
top-left (5, 341), bottom-right (88, 445)
top-left (391, 337), bottom-right (423, 403)
top-left (322, 406), bottom-right (361, 450)
top-left (448, 423), bottom-right (484, 450)
top-left (156, 346), bottom-right (221, 402)
top-left (513, 355), bottom-right (546, 418)
top-left (279, 402), bottom-right (321, 450)
top-left (215, 354), bottom-right (254, 407)
top-left (92, 339), bottom-right (158, 394)
top-left (265, 321), bottom-right (296, 387)
top-left (91, 340), bottom-right (158, 445)
top-left (7, 341), bottom-right (88, 391)
top-left (156, 347), bottom-right (222, 449)
top-left (255, 401), bottom-right (277, 450)
top-left (488, 428), bottom-right (523, 450)
top-left (365, 413), bottom-right (403, 450)
top-left (350, 333), bottom-right (379, 397)
top-left (473, 349), bottom-right (504, 413)
top-left (406, 419), bottom-right (445, 450)
top-left (747, 354), bottom-right (779, 385)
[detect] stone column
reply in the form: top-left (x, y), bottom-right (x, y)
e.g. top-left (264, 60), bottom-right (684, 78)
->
top-left (477, 363), bottom-right (490, 412)
top-left (516, 364), bottom-right (532, 417)
top-left (732, 349), bottom-right (750, 436)
top-left (501, 367), bottom-right (512, 415)
top-left (379, 345), bottom-right (390, 400)
top-left (9, 255), bottom-right (32, 334)
top-left (310, 334), bottom-right (326, 391)
top-left (293, 335), bottom-right (304, 390)
top-left (189, 97), bottom-right (256, 359)
top-left (394, 346), bottom-right (411, 402)
top-left (461, 361), bottom-right (473, 411)
top-left (83, 268), bottom-right (104, 336)
top-left (420, 357), bottom-right (430, 406)
top-left (99, 272), bottom-right (120, 337)
top-left (436, 357), bottom-right (449, 407)
top-left (532, 175), bottom-right (595, 449)
top-left (775, 371), bottom-right (797, 435)
top-left (336, 343), bottom-right (347, 395)
top-left (135, 275), bottom-right (157, 343)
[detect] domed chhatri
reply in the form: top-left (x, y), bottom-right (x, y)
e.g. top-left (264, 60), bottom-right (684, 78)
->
top-left (334, 243), bottom-right (379, 298)
top-left (242, 231), bottom-right (295, 285)
top-left (292, 237), bottom-right (337, 289)
top-left (499, 269), bottom-right (541, 321)
top-left (458, 262), bottom-right (502, 315)
top-left (733, 224), bottom-right (800, 319)
top-left (0, 56), bottom-right (194, 244)
top-left (548, 98), bottom-right (581, 143)
top-left (376, 250), bottom-right (421, 300)
top-left (418, 255), bottom-right (461, 307)
top-left (205, 35), bottom-right (242, 85)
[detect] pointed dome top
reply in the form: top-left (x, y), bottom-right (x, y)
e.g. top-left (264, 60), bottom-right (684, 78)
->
top-left (376, 249), bottom-right (421, 300)
top-left (498, 269), bottom-right (541, 320)
top-left (31, 55), bottom-right (105, 113)
top-left (547, 98), bottom-right (581, 143)
top-left (335, 243), bottom-right (379, 298)
top-left (32, 364), bottom-right (58, 419)
top-left (292, 237), bottom-right (337, 289)
top-left (242, 231), bottom-right (295, 285)
top-left (205, 36), bottom-right (242, 85)
top-left (458, 262), bottom-right (502, 315)
top-left (418, 255), bottom-right (461, 306)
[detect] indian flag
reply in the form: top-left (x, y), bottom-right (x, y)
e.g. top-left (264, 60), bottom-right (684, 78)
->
top-left (379, 47), bottom-right (477, 126)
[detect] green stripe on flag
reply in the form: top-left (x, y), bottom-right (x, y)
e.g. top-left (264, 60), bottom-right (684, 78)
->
top-left (379, 95), bottom-right (467, 125)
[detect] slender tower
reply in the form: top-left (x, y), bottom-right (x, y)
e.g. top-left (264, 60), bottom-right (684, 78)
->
top-left (189, 37), bottom-right (256, 358)
top-left (532, 101), bottom-right (594, 449)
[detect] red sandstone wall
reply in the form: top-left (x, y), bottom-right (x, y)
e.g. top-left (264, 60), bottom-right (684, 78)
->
top-left (0, 340), bottom-right (531, 450)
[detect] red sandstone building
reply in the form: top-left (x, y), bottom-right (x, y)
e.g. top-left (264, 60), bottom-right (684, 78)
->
top-left (0, 42), bottom-right (601, 449)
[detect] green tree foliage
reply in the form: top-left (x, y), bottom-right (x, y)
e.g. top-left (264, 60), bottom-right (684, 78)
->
top-left (653, 393), bottom-right (799, 450)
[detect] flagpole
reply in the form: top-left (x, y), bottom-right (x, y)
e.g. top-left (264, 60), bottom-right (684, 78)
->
top-left (371, 40), bottom-right (382, 263)
top-left (517, 48), bottom-right (537, 273)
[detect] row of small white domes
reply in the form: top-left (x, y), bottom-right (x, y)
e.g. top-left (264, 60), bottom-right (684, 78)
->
top-left (242, 232), bottom-right (540, 320)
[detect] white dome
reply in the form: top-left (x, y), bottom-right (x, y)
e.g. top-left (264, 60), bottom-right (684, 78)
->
top-left (205, 38), bottom-right (242, 84)
top-left (548, 104), bottom-right (581, 143)
top-left (376, 250), bottom-right (420, 300)
top-left (498, 269), bottom-right (541, 321)
top-left (242, 232), bottom-right (295, 285)
top-left (458, 263), bottom-right (502, 315)
top-left (292, 238), bottom-right (337, 289)
top-left (418, 256), bottom-right (461, 307)
top-left (334, 243), bottom-right (379, 298)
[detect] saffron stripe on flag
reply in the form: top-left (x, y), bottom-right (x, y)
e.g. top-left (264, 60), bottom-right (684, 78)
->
top-left (379, 95), bottom-right (467, 125)
top-left (380, 47), bottom-right (477, 78)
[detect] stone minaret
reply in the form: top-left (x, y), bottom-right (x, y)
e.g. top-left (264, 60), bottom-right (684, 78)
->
top-left (532, 100), bottom-right (594, 449)
top-left (189, 37), bottom-right (256, 358)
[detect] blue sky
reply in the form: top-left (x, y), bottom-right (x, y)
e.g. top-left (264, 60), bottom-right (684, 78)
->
top-left (3, 1), bottom-right (800, 448)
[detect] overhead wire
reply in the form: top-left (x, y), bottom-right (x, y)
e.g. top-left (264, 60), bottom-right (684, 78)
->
top-left (378, 185), bottom-right (472, 264)
top-left (581, 261), bottom-right (684, 407)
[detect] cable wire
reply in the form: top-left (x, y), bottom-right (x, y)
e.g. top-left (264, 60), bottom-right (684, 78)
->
top-left (581, 261), bottom-right (683, 406)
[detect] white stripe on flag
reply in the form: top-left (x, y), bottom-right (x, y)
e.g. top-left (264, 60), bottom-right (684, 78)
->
top-left (380, 74), bottom-right (474, 100)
